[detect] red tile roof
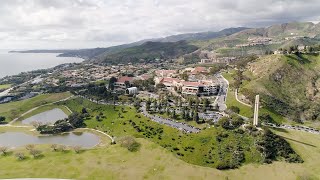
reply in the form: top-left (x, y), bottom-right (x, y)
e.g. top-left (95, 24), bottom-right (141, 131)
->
top-left (117, 76), bottom-right (134, 83)
top-left (191, 67), bottom-right (207, 74)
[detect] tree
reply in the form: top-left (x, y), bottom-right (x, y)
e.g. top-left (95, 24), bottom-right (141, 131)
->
top-left (73, 145), bottom-right (82, 153)
top-left (134, 99), bottom-right (141, 111)
top-left (58, 145), bottom-right (67, 152)
top-left (156, 83), bottom-right (166, 90)
top-left (68, 112), bottom-right (84, 128)
top-left (217, 117), bottom-right (231, 129)
top-left (203, 99), bottom-right (210, 111)
top-left (0, 116), bottom-right (5, 124)
top-left (119, 136), bottom-right (141, 152)
top-left (193, 111), bottom-right (199, 122)
top-left (0, 146), bottom-right (8, 155)
top-left (51, 144), bottom-right (58, 151)
top-left (229, 106), bottom-right (240, 114)
top-left (146, 99), bottom-right (151, 111)
top-left (172, 109), bottom-right (177, 119)
top-left (185, 109), bottom-right (191, 121)
top-left (81, 108), bottom-right (88, 114)
top-left (30, 149), bottom-right (42, 158)
top-left (231, 116), bottom-right (244, 128)
top-left (109, 77), bottom-right (117, 90)
top-left (181, 108), bottom-right (186, 119)
top-left (15, 152), bottom-right (26, 160)
top-left (26, 144), bottom-right (35, 151)
top-left (180, 72), bottom-right (189, 81)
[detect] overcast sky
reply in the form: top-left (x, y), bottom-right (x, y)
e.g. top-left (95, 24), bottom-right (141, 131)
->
top-left (1, 0), bottom-right (320, 49)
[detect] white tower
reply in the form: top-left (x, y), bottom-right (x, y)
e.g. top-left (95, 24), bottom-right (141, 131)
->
top-left (253, 95), bottom-right (259, 126)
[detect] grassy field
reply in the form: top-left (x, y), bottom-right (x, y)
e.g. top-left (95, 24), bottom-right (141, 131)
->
top-left (0, 92), bottom-right (72, 122)
top-left (58, 98), bottom-right (263, 169)
top-left (0, 128), bottom-right (319, 179)
top-left (0, 84), bottom-right (11, 90)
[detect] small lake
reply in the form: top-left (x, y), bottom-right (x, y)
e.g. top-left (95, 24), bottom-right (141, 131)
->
top-left (22, 108), bottom-right (68, 125)
top-left (0, 131), bottom-right (100, 148)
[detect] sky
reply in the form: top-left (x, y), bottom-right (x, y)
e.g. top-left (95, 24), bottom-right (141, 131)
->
top-left (0, 0), bottom-right (320, 50)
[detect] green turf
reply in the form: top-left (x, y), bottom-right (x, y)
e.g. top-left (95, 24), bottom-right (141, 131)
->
top-left (0, 128), bottom-right (319, 179)
top-left (0, 84), bottom-right (11, 90)
top-left (57, 98), bottom-right (262, 169)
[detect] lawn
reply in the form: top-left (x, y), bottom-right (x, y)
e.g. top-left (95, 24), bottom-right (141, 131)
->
top-left (0, 129), bottom-right (319, 180)
top-left (0, 84), bottom-right (11, 90)
top-left (0, 92), bottom-right (72, 122)
top-left (58, 98), bottom-right (263, 169)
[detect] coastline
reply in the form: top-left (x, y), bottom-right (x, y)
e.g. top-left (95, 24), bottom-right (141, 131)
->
top-left (0, 52), bottom-right (84, 79)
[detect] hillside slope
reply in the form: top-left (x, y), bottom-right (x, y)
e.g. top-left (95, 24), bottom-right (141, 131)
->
top-left (93, 41), bottom-right (198, 64)
top-left (241, 54), bottom-right (320, 122)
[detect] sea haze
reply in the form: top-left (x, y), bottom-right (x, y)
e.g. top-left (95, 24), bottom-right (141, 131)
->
top-left (0, 50), bottom-right (83, 78)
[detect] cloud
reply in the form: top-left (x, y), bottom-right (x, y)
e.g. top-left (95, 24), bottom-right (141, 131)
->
top-left (0, 0), bottom-right (319, 49)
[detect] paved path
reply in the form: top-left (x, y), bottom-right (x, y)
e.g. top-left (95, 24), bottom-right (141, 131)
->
top-left (235, 89), bottom-right (252, 107)
top-left (79, 128), bottom-right (115, 143)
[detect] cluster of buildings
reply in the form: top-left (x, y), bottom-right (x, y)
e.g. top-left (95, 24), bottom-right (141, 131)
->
top-left (47, 63), bottom-right (153, 88)
top-left (200, 57), bottom-right (237, 64)
top-left (236, 37), bottom-right (273, 47)
top-left (154, 67), bottom-right (220, 96)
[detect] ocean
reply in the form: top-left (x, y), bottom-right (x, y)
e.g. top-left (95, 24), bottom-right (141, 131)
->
top-left (0, 50), bottom-right (83, 78)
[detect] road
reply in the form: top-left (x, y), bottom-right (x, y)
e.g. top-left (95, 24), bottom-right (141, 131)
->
top-left (213, 73), bottom-right (229, 111)
top-left (263, 123), bottom-right (320, 135)
top-left (0, 75), bottom-right (42, 98)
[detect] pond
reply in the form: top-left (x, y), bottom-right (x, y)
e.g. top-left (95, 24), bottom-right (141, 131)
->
top-left (22, 108), bottom-right (68, 125)
top-left (0, 131), bottom-right (100, 148)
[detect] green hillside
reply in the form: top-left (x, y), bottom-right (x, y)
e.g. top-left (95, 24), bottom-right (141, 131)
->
top-left (240, 54), bottom-right (320, 122)
top-left (96, 41), bottom-right (198, 64)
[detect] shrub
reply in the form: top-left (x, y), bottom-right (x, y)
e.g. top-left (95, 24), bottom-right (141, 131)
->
top-left (0, 146), bottom-right (9, 156)
top-left (29, 149), bottom-right (42, 158)
top-left (72, 145), bottom-right (82, 153)
top-left (15, 152), bottom-right (26, 160)
top-left (119, 136), bottom-right (141, 152)
top-left (51, 144), bottom-right (58, 151)
top-left (26, 144), bottom-right (35, 151)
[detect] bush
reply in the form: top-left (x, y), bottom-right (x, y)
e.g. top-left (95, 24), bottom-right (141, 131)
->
top-left (119, 136), bottom-right (141, 152)
top-left (229, 106), bottom-right (240, 114)
top-left (29, 149), bottom-right (42, 158)
top-left (15, 152), bottom-right (26, 160)
top-left (0, 146), bottom-right (9, 156)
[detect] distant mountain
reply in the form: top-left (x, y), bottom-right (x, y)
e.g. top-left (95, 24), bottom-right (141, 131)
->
top-left (229, 22), bottom-right (320, 39)
top-left (9, 49), bottom-right (75, 54)
top-left (58, 27), bottom-right (248, 60)
top-left (92, 41), bottom-right (198, 64)
top-left (141, 27), bottom-right (249, 42)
